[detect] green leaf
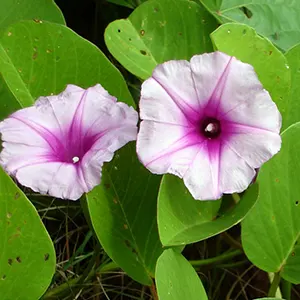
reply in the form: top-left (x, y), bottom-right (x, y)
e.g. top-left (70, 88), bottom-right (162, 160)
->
top-left (158, 174), bottom-right (258, 246)
top-left (156, 249), bottom-right (208, 300)
top-left (211, 23), bottom-right (291, 129)
top-left (107, 0), bottom-right (147, 9)
top-left (285, 44), bottom-right (300, 128)
top-left (105, 0), bottom-right (217, 79)
top-left (0, 168), bottom-right (55, 300)
top-left (0, 20), bottom-right (133, 114)
top-left (87, 144), bottom-right (162, 285)
top-left (242, 123), bottom-right (300, 284)
top-left (0, 0), bottom-right (65, 30)
top-left (200, 0), bottom-right (300, 51)
top-left (0, 73), bottom-right (20, 120)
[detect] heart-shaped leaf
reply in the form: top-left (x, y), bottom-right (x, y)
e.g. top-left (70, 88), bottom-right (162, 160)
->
top-left (156, 249), bottom-right (208, 300)
top-left (105, 0), bottom-right (217, 79)
top-left (0, 20), bottom-right (133, 113)
top-left (200, 0), bottom-right (300, 51)
top-left (0, 0), bottom-right (65, 30)
top-left (87, 144), bottom-right (162, 285)
top-left (285, 44), bottom-right (300, 128)
top-left (158, 174), bottom-right (258, 246)
top-left (0, 168), bottom-right (55, 300)
top-left (242, 123), bottom-right (300, 284)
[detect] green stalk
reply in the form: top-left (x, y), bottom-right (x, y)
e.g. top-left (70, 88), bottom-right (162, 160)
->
top-left (281, 278), bottom-right (292, 300)
top-left (268, 272), bottom-right (281, 297)
top-left (190, 249), bottom-right (243, 268)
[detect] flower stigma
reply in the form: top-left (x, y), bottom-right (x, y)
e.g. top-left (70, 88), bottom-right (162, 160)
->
top-left (72, 156), bottom-right (80, 163)
top-left (201, 117), bottom-right (221, 139)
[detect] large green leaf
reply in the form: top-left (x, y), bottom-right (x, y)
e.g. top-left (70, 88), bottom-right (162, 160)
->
top-left (0, 0), bottom-right (65, 30)
top-left (242, 123), bottom-right (300, 284)
top-left (107, 0), bottom-right (147, 9)
top-left (0, 73), bottom-right (20, 120)
top-left (285, 44), bottom-right (300, 128)
top-left (156, 249), bottom-right (208, 300)
top-left (200, 0), bottom-right (300, 51)
top-left (211, 23), bottom-right (291, 129)
top-left (158, 174), bottom-right (258, 246)
top-left (87, 144), bottom-right (162, 285)
top-left (0, 168), bottom-right (55, 300)
top-left (105, 0), bottom-right (217, 79)
top-left (0, 20), bottom-right (133, 114)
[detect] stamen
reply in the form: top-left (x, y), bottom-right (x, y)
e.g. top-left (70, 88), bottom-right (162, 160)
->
top-left (201, 117), bottom-right (221, 139)
top-left (72, 156), bottom-right (80, 163)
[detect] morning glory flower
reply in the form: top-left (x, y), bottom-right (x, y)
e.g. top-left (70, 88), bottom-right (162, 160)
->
top-left (0, 84), bottom-right (138, 200)
top-left (137, 52), bottom-right (281, 200)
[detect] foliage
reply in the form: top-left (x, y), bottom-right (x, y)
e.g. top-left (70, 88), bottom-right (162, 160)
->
top-left (0, 0), bottom-right (299, 299)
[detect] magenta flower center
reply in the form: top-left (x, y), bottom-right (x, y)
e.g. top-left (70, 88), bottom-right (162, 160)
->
top-left (52, 130), bottom-right (97, 165)
top-left (201, 117), bottom-right (221, 139)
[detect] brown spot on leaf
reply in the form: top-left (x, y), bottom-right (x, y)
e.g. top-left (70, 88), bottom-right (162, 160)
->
top-left (32, 51), bottom-right (38, 60)
top-left (113, 198), bottom-right (118, 204)
top-left (16, 257), bottom-right (21, 263)
top-left (269, 50), bottom-right (273, 55)
top-left (44, 253), bottom-right (50, 261)
top-left (33, 18), bottom-right (43, 24)
top-left (292, 252), bottom-right (295, 256)
top-left (1, 275), bottom-right (6, 280)
top-left (8, 258), bottom-right (13, 265)
top-left (8, 233), bottom-right (21, 243)
top-left (140, 50), bottom-right (147, 55)
top-left (7, 212), bottom-right (12, 218)
top-left (275, 178), bottom-right (279, 183)
top-left (124, 240), bottom-right (131, 248)
top-left (104, 183), bottom-right (111, 189)
top-left (7, 32), bottom-right (12, 37)
top-left (14, 192), bottom-right (20, 200)
top-left (123, 224), bottom-right (128, 229)
top-left (140, 30), bottom-right (145, 36)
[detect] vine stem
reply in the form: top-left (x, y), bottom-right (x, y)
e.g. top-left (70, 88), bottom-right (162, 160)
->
top-left (150, 280), bottom-right (159, 300)
top-left (268, 272), bottom-right (281, 297)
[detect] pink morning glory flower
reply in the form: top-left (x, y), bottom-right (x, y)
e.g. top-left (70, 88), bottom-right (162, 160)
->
top-left (137, 52), bottom-right (281, 200)
top-left (0, 84), bottom-right (138, 200)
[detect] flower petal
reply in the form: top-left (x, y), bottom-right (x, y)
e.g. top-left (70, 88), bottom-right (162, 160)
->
top-left (80, 149), bottom-right (114, 191)
top-left (190, 51), bottom-right (232, 110)
top-left (223, 123), bottom-right (282, 168)
top-left (140, 78), bottom-right (192, 126)
top-left (219, 143), bottom-right (256, 194)
top-left (16, 162), bottom-right (85, 200)
top-left (216, 58), bottom-right (281, 133)
top-left (150, 60), bottom-right (201, 123)
top-left (137, 121), bottom-right (203, 175)
top-left (182, 140), bottom-right (222, 200)
top-left (84, 100), bottom-right (138, 146)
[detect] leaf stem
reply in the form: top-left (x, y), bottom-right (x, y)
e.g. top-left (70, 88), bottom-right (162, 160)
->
top-left (281, 278), bottom-right (292, 300)
top-left (268, 272), bottom-right (281, 297)
top-left (190, 249), bottom-right (243, 268)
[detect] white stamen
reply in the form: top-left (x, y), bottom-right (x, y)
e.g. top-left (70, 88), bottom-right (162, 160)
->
top-left (72, 156), bottom-right (80, 163)
top-left (205, 123), bottom-right (214, 133)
